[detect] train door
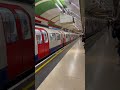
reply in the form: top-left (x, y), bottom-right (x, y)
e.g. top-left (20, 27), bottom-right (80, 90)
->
top-left (41, 30), bottom-right (49, 57)
top-left (60, 32), bottom-right (63, 47)
top-left (35, 29), bottom-right (44, 60)
top-left (0, 7), bottom-right (23, 80)
top-left (63, 33), bottom-right (65, 45)
top-left (15, 10), bottom-right (34, 72)
top-left (59, 31), bottom-right (63, 47)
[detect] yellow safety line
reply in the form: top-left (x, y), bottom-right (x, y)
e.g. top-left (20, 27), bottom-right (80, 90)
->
top-left (22, 81), bottom-right (35, 90)
top-left (35, 48), bottom-right (64, 73)
top-left (22, 48), bottom-right (65, 90)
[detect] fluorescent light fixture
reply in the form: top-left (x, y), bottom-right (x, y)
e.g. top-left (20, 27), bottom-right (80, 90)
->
top-left (55, 3), bottom-right (63, 11)
top-left (57, 0), bottom-right (63, 7)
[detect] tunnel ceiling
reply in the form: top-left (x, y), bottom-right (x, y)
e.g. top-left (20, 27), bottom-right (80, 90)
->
top-left (35, 0), bottom-right (82, 32)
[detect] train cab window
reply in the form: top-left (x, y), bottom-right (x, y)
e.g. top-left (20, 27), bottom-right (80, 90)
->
top-left (35, 30), bottom-right (42, 44)
top-left (15, 10), bottom-right (31, 40)
top-left (41, 30), bottom-right (48, 43)
top-left (0, 8), bottom-right (18, 43)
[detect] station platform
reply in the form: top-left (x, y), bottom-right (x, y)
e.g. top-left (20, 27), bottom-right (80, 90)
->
top-left (8, 38), bottom-right (84, 90)
top-left (36, 38), bottom-right (85, 90)
top-left (86, 28), bottom-right (120, 90)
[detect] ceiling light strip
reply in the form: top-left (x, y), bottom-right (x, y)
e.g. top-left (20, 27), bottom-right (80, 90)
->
top-left (55, 3), bottom-right (63, 11)
top-left (56, 0), bottom-right (63, 7)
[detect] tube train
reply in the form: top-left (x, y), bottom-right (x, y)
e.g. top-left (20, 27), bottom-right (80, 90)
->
top-left (0, 2), bottom-right (34, 89)
top-left (0, 2), bottom-right (79, 89)
top-left (35, 25), bottom-right (79, 63)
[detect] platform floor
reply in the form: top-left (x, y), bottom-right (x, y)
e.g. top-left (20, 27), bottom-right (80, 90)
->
top-left (86, 29), bottom-right (120, 90)
top-left (37, 39), bottom-right (85, 90)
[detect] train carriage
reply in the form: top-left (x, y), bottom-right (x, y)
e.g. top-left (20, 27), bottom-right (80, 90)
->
top-left (46, 28), bottom-right (62, 53)
top-left (35, 26), bottom-right (49, 62)
top-left (0, 3), bottom-right (34, 89)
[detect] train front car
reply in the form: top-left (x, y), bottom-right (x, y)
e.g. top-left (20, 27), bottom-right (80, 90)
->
top-left (35, 26), bottom-right (50, 63)
top-left (0, 3), bottom-right (34, 89)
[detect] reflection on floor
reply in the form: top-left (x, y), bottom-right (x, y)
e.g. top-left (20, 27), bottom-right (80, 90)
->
top-left (37, 39), bottom-right (85, 90)
top-left (86, 28), bottom-right (120, 90)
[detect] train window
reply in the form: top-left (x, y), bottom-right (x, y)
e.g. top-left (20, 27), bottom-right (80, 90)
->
top-left (36, 35), bottom-right (42, 44)
top-left (50, 33), bottom-right (53, 41)
top-left (35, 30), bottom-right (42, 44)
top-left (41, 30), bottom-right (48, 43)
top-left (0, 8), bottom-right (18, 43)
top-left (56, 33), bottom-right (60, 40)
top-left (15, 10), bottom-right (31, 40)
top-left (50, 33), bottom-right (56, 41)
